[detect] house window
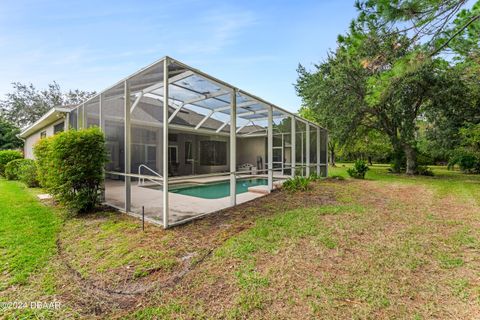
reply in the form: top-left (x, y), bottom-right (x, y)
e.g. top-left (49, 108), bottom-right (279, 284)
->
top-left (168, 146), bottom-right (178, 163)
top-left (40, 131), bottom-right (47, 139)
top-left (168, 134), bottom-right (177, 142)
top-left (54, 122), bottom-right (64, 134)
top-left (200, 140), bottom-right (226, 166)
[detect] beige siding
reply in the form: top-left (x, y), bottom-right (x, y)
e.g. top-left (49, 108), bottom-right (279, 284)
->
top-left (236, 136), bottom-right (266, 167)
top-left (24, 120), bottom-right (64, 159)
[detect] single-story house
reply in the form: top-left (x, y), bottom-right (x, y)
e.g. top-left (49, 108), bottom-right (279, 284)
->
top-left (19, 56), bottom-right (328, 228)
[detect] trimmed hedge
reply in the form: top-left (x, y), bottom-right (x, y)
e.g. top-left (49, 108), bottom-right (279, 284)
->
top-left (34, 128), bottom-right (108, 214)
top-left (5, 158), bottom-right (39, 187)
top-left (18, 159), bottom-right (39, 187)
top-left (34, 137), bottom-right (52, 188)
top-left (0, 150), bottom-right (22, 176)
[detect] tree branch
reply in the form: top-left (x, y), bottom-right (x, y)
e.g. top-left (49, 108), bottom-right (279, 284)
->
top-left (430, 13), bottom-right (480, 56)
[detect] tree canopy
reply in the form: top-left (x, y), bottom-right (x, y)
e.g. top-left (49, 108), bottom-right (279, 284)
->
top-left (0, 82), bottom-right (95, 129)
top-left (296, 0), bottom-right (479, 175)
top-left (0, 117), bottom-right (23, 150)
top-left (356, 0), bottom-right (480, 56)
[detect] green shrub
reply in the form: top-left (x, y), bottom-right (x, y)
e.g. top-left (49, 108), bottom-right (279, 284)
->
top-left (448, 150), bottom-right (480, 173)
top-left (34, 128), bottom-right (108, 214)
top-left (347, 159), bottom-right (369, 179)
top-left (4, 158), bottom-right (39, 186)
top-left (18, 159), bottom-right (39, 187)
top-left (417, 165), bottom-right (434, 176)
top-left (282, 176), bottom-right (311, 192)
top-left (294, 167), bottom-right (304, 176)
top-left (5, 158), bottom-right (24, 180)
top-left (0, 150), bottom-right (22, 176)
top-left (389, 150), bottom-right (406, 173)
top-left (34, 137), bottom-right (53, 188)
top-left (308, 172), bottom-right (321, 181)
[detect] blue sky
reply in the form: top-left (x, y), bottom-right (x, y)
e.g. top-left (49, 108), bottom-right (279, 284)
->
top-left (0, 0), bottom-right (358, 112)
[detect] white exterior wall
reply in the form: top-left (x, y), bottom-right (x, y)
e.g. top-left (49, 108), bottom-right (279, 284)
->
top-left (236, 136), bottom-right (266, 167)
top-left (23, 119), bottom-right (64, 159)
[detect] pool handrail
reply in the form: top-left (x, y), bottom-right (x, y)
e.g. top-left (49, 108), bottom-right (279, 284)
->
top-left (138, 164), bottom-right (163, 187)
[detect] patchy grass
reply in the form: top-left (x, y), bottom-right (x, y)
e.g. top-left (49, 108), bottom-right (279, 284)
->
top-left (60, 212), bottom-right (178, 283)
top-left (213, 203), bottom-right (366, 319)
top-left (126, 302), bottom-right (186, 320)
top-left (215, 204), bottom-right (363, 261)
top-left (2, 165), bottom-right (480, 319)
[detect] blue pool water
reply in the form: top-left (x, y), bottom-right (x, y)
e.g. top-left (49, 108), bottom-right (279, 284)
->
top-left (170, 178), bottom-right (268, 199)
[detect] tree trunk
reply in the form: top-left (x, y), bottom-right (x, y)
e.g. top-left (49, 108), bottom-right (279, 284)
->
top-left (404, 144), bottom-right (417, 175)
top-left (330, 149), bottom-right (336, 167)
top-left (389, 138), bottom-right (404, 173)
top-left (368, 156), bottom-right (373, 166)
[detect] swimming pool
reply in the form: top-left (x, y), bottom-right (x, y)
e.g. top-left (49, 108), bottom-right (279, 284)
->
top-left (169, 178), bottom-right (268, 199)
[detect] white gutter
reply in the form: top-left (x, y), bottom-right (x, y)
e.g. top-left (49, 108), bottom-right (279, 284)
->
top-left (18, 106), bottom-right (74, 139)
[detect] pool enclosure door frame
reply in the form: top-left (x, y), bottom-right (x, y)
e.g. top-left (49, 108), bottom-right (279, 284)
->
top-left (73, 56), bottom-right (328, 228)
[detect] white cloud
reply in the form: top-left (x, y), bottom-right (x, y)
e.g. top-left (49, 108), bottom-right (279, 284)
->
top-left (176, 7), bottom-right (257, 54)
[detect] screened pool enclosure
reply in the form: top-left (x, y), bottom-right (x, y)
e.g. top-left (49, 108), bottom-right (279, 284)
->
top-left (68, 57), bottom-right (328, 228)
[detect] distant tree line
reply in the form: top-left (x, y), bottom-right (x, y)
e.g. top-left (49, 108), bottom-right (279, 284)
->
top-left (0, 82), bottom-right (95, 150)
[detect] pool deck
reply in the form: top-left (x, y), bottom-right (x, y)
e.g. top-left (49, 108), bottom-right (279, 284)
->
top-left (104, 175), bottom-right (285, 225)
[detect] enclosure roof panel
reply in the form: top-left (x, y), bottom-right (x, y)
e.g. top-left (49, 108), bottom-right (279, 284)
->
top-left (73, 56), bottom-right (326, 131)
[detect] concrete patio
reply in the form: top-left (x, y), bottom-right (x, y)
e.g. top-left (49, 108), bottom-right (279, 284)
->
top-left (104, 177), bottom-right (284, 225)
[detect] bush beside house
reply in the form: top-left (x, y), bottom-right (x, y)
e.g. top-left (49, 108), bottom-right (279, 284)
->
top-left (34, 127), bottom-right (108, 214)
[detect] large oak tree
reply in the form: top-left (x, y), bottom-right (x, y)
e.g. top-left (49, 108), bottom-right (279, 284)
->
top-left (296, 20), bottom-right (466, 174)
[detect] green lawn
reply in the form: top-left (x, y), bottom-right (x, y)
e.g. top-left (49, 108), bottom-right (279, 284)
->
top-left (0, 179), bottom-right (62, 290)
top-left (1, 166), bottom-right (479, 319)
